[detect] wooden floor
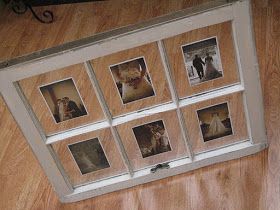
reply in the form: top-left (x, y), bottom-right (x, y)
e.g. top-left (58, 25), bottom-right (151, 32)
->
top-left (0, 0), bottom-right (279, 209)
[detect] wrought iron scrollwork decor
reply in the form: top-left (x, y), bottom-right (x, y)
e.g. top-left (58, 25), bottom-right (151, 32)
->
top-left (9, 0), bottom-right (106, 24)
top-left (11, 0), bottom-right (54, 23)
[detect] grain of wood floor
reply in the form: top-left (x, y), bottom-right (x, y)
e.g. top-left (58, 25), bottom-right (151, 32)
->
top-left (0, 0), bottom-right (279, 209)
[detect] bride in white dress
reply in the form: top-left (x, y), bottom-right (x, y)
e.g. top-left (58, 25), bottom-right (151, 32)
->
top-left (115, 59), bottom-right (154, 104)
top-left (79, 150), bottom-right (98, 173)
top-left (57, 98), bottom-right (71, 122)
top-left (57, 99), bottom-right (65, 122)
top-left (205, 113), bottom-right (229, 138)
top-left (202, 53), bottom-right (222, 81)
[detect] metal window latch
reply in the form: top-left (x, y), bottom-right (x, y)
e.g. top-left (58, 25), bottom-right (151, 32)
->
top-left (150, 162), bottom-right (170, 173)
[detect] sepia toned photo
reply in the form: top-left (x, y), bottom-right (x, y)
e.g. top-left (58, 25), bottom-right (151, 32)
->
top-left (182, 37), bottom-right (223, 86)
top-left (110, 57), bottom-right (155, 104)
top-left (132, 120), bottom-right (171, 158)
top-left (39, 78), bottom-right (87, 123)
top-left (197, 102), bottom-right (233, 142)
top-left (68, 138), bottom-right (110, 175)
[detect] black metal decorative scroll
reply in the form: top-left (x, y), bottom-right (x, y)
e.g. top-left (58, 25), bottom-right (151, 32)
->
top-left (11, 0), bottom-right (53, 23)
top-left (10, 0), bottom-right (105, 24)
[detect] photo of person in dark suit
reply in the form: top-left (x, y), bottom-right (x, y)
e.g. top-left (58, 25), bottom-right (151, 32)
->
top-left (63, 97), bottom-right (82, 118)
top-left (192, 54), bottom-right (205, 80)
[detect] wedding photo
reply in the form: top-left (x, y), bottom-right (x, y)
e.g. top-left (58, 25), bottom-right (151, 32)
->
top-left (110, 57), bottom-right (155, 104)
top-left (132, 120), bottom-right (171, 158)
top-left (197, 102), bottom-right (233, 142)
top-left (68, 138), bottom-right (110, 175)
top-left (181, 37), bottom-right (223, 86)
top-left (39, 78), bottom-right (87, 123)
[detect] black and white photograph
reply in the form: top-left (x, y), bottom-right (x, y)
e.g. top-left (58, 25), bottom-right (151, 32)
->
top-left (68, 138), bottom-right (110, 175)
top-left (132, 120), bottom-right (171, 158)
top-left (110, 57), bottom-right (155, 104)
top-left (197, 102), bottom-right (233, 142)
top-left (39, 78), bottom-right (87, 123)
top-left (181, 37), bottom-right (223, 86)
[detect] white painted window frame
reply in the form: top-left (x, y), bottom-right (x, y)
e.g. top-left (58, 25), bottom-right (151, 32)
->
top-left (0, 0), bottom-right (267, 203)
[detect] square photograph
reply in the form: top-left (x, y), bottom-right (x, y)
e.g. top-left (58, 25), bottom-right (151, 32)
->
top-left (197, 102), bottom-right (233, 142)
top-left (132, 120), bottom-right (171, 158)
top-left (68, 138), bottom-right (110, 175)
top-left (181, 37), bottom-right (223, 86)
top-left (110, 57), bottom-right (155, 104)
top-left (39, 78), bottom-right (87, 123)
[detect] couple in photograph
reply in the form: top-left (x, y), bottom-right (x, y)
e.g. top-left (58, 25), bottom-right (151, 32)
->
top-left (146, 122), bottom-right (170, 155)
top-left (192, 53), bottom-right (222, 82)
top-left (134, 120), bottom-right (171, 158)
top-left (56, 97), bottom-right (84, 122)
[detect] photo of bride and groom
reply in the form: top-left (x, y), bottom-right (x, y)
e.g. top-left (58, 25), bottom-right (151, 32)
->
top-left (197, 102), bottom-right (233, 142)
top-left (39, 78), bottom-right (87, 123)
top-left (182, 37), bottom-right (223, 86)
top-left (132, 120), bottom-right (171, 158)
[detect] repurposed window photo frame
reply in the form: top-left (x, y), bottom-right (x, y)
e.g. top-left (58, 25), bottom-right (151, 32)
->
top-left (18, 64), bottom-right (105, 135)
top-left (51, 128), bottom-right (127, 187)
top-left (109, 57), bottom-right (155, 104)
top-left (0, 0), bottom-right (267, 203)
top-left (116, 110), bottom-right (188, 171)
top-left (163, 21), bottom-right (240, 98)
top-left (181, 92), bottom-right (248, 154)
top-left (90, 42), bottom-right (172, 117)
